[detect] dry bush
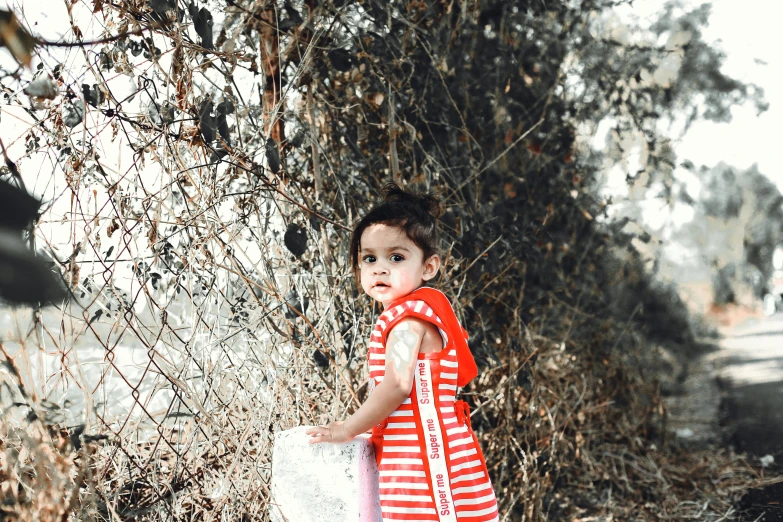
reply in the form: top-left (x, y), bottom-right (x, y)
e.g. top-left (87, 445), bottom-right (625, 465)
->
top-left (0, 0), bottom-right (777, 520)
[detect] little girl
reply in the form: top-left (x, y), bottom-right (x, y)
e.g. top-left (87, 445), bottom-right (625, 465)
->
top-left (307, 184), bottom-right (499, 522)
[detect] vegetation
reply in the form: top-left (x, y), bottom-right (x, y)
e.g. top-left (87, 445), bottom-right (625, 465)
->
top-left (687, 163), bottom-right (783, 304)
top-left (0, 0), bottom-right (776, 519)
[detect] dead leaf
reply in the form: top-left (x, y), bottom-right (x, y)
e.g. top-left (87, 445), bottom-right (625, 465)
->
top-left (24, 76), bottom-right (58, 100)
top-left (0, 9), bottom-right (36, 67)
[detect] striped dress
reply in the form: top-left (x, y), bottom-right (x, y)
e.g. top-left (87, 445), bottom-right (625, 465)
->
top-left (368, 299), bottom-right (500, 522)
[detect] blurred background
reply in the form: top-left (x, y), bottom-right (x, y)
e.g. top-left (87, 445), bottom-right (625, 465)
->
top-left (608, 0), bottom-right (783, 325)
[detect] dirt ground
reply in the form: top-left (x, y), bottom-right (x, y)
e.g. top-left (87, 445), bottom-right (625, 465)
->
top-left (662, 291), bottom-right (783, 520)
top-left (713, 312), bottom-right (783, 521)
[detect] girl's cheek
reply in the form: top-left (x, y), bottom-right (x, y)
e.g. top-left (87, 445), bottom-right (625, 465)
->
top-left (360, 272), bottom-right (372, 292)
top-left (390, 272), bottom-right (404, 287)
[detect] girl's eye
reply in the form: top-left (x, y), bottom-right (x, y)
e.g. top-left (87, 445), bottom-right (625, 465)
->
top-left (390, 254), bottom-right (404, 262)
top-left (362, 255), bottom-right (376, 263)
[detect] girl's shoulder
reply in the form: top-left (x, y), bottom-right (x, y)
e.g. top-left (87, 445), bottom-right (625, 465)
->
top-left (384, 287), bottom-right (454, 317)
top-left (380, 298), bottom-right (439, 323)
top-left (377, 298), bottom-right (449, 344)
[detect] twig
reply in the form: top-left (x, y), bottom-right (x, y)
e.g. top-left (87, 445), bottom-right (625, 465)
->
top-left (36, 27), bottom-right (151, 48)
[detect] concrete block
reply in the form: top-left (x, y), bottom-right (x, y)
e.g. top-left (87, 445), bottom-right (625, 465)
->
top-left (270, 426), bottom-right (382, 522)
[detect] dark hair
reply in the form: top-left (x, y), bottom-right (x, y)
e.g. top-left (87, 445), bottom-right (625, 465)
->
top-left (350, 183), bottom-right (442, 273)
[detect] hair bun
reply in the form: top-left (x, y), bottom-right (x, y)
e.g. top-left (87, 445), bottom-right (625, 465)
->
top-left (380, 182), bottom-right (443, 219)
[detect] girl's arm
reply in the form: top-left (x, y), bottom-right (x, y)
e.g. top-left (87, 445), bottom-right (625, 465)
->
top-left (307, 317), bottom-right (427, 444)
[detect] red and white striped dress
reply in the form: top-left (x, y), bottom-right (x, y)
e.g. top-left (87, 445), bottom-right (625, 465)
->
top-left (368, 299), bottom-right (500, 522)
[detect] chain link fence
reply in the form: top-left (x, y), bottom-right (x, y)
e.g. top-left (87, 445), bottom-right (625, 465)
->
top-left (1, 146), bottom-right (364, 519)
top-left (0, 3), bottom-right (374, 518)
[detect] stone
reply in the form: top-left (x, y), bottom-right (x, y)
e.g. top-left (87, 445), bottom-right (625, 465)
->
top-left (270, 426), bottom-right (382, 522)
top-left (760, 454), bottom-right (775, 468)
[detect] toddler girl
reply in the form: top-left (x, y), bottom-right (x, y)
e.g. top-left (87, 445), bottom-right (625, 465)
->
top-left (307, 184), bottom-right (499, 522)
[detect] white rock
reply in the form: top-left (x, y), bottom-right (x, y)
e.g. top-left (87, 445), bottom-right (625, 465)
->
top-left (675, 428), bottom-right (694, 439)
top-left (760, 454), bottom-right (775, 468)
top-left (270, 426), bottom-right (382, 522)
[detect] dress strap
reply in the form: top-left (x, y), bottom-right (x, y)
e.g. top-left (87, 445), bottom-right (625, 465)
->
top-left (387, 287), bottom-right (478, 386)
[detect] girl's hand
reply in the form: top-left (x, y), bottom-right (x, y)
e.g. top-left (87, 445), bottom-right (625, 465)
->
top-left (306, 421), bottom-right (354, 444)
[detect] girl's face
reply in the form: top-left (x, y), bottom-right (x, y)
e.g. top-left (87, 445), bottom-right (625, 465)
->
top-left (358, 224), bottom-right (440, 309)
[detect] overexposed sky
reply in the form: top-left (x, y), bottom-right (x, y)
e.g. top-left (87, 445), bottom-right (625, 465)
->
top-left (627, 0), bottom-right (783, 190)
top-left (591, 0), bottom-right (783, 238)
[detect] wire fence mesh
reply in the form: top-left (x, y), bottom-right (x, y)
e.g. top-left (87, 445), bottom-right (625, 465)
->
top-left (1, 132), bottom-right (360, 520)
top-left (0, 3), bottom-right (376, 518)
top-left (1, 131), bottom-right (369, 519)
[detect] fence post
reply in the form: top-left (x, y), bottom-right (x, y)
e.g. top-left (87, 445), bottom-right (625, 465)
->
top-left (270, 426), bottom-right (382, 522)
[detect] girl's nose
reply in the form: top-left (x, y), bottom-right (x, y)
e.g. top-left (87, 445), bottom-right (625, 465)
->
top-left (373, 264), bottom-right (388, 275)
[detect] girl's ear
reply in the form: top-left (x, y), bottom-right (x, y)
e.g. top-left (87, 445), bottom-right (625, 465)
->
top-left (421, 254), bottom-right (441, 282)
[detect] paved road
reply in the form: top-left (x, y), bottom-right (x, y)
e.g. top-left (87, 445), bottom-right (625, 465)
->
top-left (716, 313), bottom-right (783, 520)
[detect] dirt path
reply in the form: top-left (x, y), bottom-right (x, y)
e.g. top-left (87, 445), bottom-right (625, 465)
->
top-left (714, 314), bottom-right (783, 520)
